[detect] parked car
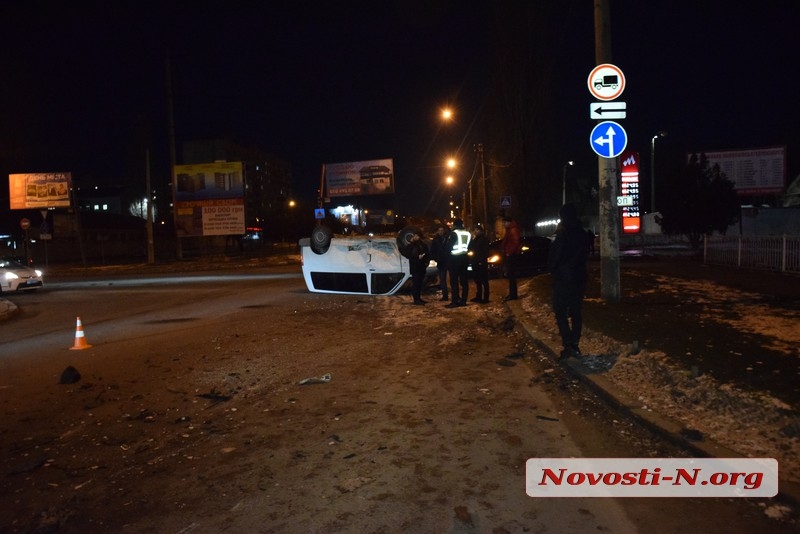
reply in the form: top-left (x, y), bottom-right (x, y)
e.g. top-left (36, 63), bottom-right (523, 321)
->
top-left (0, 258), bottom-right (44, 292)
top-left (1, 255), bottom-right (33, 267)
top-left (299, 226), bottom-right (436, 296)
top-left (469, 235), bottom-right (552, 278)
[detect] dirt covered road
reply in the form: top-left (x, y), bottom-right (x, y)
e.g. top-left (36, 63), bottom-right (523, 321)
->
top-left (1, 271), bottom-right (796, 532)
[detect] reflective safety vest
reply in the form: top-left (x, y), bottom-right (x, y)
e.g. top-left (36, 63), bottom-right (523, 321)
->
top-left (450, 228), bottom-right (471, 255)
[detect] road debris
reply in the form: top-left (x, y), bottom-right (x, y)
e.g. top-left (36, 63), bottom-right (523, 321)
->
top-left (298, 373), bottom-right (332, 385)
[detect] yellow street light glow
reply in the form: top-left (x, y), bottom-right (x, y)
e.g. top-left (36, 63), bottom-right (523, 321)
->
top-left (441, 108), bottom-right (453, 121)
top-left (445, 175), bottom-right (454, 185)
top-left (446, 158), bottom-right (457, 169)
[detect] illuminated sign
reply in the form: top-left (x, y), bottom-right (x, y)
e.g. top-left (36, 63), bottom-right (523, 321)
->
top-left (620, 150), bottom-right (640, 234)
top-left (325, 158), bottom-right (395, 197)
top-left (173, 161), bottom-right (245, 237)
top-left (8, 172), bottom-right (72, 209)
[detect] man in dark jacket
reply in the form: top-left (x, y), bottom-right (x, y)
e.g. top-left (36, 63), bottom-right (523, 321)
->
top-left (429, 225), bottom-right (450, 301)
top-left (406, 230), bottom-right (430, 305)
top-left (468, 224), bottom-right (490, 303)
top-left (547, 203), bottom-right (589, 359)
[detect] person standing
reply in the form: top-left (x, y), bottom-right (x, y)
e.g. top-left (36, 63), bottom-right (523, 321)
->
top-left (429, 225), bottom-right (450, 301)
top-left (501, 216), bottom-right (522, 302)
top-left (468, 224), bottom-right (490, 303)
top-left (445, 219), bottom-right (471, 308)
top-left (406, 230), bottom-right (430, 305)
top-left (547, 203), bottom-right (589, 359)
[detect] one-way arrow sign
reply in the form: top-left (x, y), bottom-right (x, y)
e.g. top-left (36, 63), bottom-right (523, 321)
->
top-left (590, 101), bottom-right (627, 120)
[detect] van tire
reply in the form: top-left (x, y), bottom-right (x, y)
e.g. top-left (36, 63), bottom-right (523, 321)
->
top-left (397, 226), bottom-right (420, 258)
top-left (310, 225), bottom-right (332, 255)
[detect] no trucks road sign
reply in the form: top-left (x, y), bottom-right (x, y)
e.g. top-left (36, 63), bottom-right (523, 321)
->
top-left (588, 64), bottom-right (626, 101)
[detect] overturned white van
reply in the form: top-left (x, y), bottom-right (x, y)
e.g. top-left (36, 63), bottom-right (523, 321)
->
top-left (299, 226), bottom-right (433, 296)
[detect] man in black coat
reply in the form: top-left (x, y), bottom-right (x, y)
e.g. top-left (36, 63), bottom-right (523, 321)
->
top-left (406, 230), bottom-right (430, 305)
top-left (429, 225), bottom-right (450, 301)
top-left (547, 203), bottom-right (589, 359)
top-left (468, 224), bottom-right (490, 303)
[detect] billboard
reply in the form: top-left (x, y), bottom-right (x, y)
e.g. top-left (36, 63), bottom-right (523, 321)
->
top-left (619, 150), bottom-right (640, 234)
top-left (173, 162), bottom-right (245, 237)
top-left (700, 146), bottom-right (785, 195)
top-left (325, 158), bottom-right (394, 197)
top-left (8, 172), bottom-right (72, 209)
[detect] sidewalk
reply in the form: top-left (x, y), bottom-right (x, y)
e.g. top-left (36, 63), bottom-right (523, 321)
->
top-left (506, 256), bottom-right (800, 508)
top-left (0, 298), bottom-right (17, 321)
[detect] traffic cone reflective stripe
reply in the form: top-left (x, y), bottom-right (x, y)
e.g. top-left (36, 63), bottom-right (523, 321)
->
top-left (69, 316), bottom-right (92, 350)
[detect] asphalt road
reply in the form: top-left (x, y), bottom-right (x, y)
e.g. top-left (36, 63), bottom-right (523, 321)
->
top-left (1, 259), bottom-right (798, 531)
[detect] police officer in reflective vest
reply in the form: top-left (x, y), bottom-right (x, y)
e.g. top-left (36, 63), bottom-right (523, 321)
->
top-left (445, 219), bottom-right (471, 308)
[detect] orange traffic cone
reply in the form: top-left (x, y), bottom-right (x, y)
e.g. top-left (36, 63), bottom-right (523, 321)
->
top-left (69, 316), bottom-right (92, 350)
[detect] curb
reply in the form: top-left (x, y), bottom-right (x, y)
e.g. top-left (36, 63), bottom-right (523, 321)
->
top-left (506, 299), bottom-right (800, 508)
top-left (0, 298), bottom-right (18, 321)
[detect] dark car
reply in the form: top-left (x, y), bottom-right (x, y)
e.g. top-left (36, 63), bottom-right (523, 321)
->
top-left (1, 255), bottom-right (33, 267)
top-left (469, 235), bottom-right (552, 278)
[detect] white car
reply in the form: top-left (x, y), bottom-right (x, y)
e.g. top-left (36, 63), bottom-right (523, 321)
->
top-left (0, 259), bottom-right (44, 293)
top-left (299, 226), bottom-right (435, 296)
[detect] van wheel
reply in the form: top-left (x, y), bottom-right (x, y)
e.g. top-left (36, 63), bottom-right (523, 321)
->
top-left (310, 225), bottom-right (332, 254)
top-left (397, 226), bottom-right (420, 258)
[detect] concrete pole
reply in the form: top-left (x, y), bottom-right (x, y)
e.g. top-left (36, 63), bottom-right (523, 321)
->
top-left (595, 0), bottom-right (621, 302)
top-left (166, 47), bottom-right (182, 260)
top-left (478, 144), bottom-right (488, 229)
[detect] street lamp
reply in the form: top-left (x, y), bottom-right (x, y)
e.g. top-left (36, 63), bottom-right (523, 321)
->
top-left (562, 161), bottom-right (574, 206)
top-left (444, 174), bottom-right (466, 222)
top-left (444, 157), bottom-right (471, 225)
top-left (650, 131), bottom-right (667, 213)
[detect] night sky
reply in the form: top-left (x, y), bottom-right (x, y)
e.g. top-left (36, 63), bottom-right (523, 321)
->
top-left (1, 1), bottom-right (798, 218)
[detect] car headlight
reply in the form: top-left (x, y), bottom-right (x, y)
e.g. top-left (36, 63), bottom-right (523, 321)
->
top-left (487, 254), bottom-right (501, 264)
top-left (35, 270), bottom-right (43, 277)
top-left (5, 272), bottom-right (19, 280)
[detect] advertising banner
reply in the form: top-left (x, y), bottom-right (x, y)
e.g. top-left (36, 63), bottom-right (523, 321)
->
top-left (325, 159), bottom-right (394, 197)
top-left (700, 146), bottom-right (785, 195)
top-left (173, 162), bottom-right (245, 236)
top-left (8, 172), bottom-right (72, 209)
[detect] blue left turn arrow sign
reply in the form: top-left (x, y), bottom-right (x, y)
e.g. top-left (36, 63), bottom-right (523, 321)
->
top-left (590, 121), bottom-right (628, 159)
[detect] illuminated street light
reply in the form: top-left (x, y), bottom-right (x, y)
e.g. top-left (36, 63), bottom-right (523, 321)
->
top-left (650, 131), bottom-right (667, 213)
top-left (562, 160), bottom-right (574, 206)
top-left (441, 108), bottom-right (453, 122)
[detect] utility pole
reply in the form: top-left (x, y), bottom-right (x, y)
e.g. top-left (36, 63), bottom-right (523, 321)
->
top-left (471, 143), bottom-right (489, 230)
top-left (595, 0), bottom-right (621, 302)
top-left (166, 47), bottom-right (182, 260)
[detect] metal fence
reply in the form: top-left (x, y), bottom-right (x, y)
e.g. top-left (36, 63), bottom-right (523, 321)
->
top-left (703, 235), bottom-right (800, 274)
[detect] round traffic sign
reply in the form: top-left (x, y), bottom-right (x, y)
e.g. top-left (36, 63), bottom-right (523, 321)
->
top-left (589, 121), bottom-right (628, 159)
top-left (20, 218), bottom-right (30, 230)
top-left (588, 64), bottom-right (625, 101)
